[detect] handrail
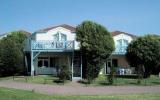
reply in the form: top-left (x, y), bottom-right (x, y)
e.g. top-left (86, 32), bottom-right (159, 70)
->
top-left (31, 40), bottom-right (74, 51)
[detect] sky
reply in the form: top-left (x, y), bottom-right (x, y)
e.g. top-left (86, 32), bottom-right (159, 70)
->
top-left (0, 0), bottom-right (160, 36)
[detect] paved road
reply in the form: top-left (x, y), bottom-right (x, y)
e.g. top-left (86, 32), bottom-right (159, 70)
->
top-left (0, 80), bottom-right (160, 95)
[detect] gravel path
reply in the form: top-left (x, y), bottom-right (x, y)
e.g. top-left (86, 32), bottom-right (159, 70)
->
top-left (0, 80), bottom-right (160, 95)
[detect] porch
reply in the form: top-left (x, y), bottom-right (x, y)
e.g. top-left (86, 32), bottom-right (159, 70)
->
top-left (35, 52), bottom-right (72, 75)
top-left (104, 55), bottom-right (136, 75)
top-left (24, 40), bottom-right (82, 80)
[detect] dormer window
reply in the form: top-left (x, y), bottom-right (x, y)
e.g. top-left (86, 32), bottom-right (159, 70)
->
top-left (117, 39), bottom-right (128, 47)
top-left (53, 33), bottom-right (59, 41)
top-left (53, 32), bottom-right (67, 41)
top-left (117, 39), bottom-right (122, 46)
top-left (61, 33), bottom-right (67, 41)
top-left (123, 39), bottom-right (129, 46)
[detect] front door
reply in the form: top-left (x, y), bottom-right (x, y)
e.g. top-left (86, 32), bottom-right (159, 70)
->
top-left (72, 53), bottom-right (82, 80)
top-left (106, 59), bottom-right (112, 74)
top-left (73, 65), bottom-right (81, 79)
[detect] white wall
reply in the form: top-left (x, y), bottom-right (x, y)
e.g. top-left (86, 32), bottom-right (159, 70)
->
top-left (35, 27), bottom-right (74, 41)
top-left (33, 28), bottom-right (134, 50)
top-left (34, 27), bottom-right (80, 49)
top-left (113, 33), bottom-right (133, 46)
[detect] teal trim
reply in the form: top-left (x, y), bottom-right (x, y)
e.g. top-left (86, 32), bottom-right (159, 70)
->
top-left (113, 46), bottom-right (127, 55)
top-left (31, 40), bottom-right (74, 52)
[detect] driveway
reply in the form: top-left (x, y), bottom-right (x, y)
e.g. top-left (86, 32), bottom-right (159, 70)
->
top-left (0, 80), bottom-right (160, 95)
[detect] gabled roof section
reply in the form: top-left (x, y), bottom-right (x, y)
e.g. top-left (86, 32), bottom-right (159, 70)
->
top-left (36, 24), bottom-right (76, 33)
top-left (111, 31), bottom-right (137, 38)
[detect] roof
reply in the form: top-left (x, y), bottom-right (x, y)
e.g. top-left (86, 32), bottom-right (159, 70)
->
top-left (36, 24), bottom-right (76, 33)
top-left (111, 31), bottom-right (137, 38)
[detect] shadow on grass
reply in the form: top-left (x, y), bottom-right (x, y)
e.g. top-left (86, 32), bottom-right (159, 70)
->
top-left (78, 80), bottom-right (112, 86)
top-left (53, 79), bottom-right (64, 84)
top-left (77, 80), bottom-right (89, 85)
top-left (151, 81), bottom-right (160, 85)
top-left (98, 82), bottom-right (111, 86)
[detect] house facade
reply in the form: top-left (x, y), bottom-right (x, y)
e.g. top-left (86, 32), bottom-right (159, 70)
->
top-left (24, 24), bottom-right (136, 80)
top-left (103, 31), bottom-right (136, 75)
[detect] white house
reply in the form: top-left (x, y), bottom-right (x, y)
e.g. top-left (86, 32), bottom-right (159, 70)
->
top-left (24, 24), bottom-right (136, 80)
top-left (103, 31), bottom-right (136, 75)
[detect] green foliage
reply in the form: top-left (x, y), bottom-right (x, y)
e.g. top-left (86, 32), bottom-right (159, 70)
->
top-left (85, 63), bottom-right (102, 83)
top-left (76, 21), bottom-right (115, 82)
top-left (0, 31), bottom-right (27, 76)
top-left (58, 65), bottom-right (71, 83)
top-left (107, 66), bottom-right (116, 85)
top-left (126, 35), bottom-right (160, 78)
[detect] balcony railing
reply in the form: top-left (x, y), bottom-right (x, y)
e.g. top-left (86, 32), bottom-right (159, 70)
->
top-left (113, 46), bottom-right (127, 54)
top-left (31, 40), bottom-right (74, 51)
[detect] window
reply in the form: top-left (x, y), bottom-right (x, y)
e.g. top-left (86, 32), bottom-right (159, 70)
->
top-left (117, 39), bottom-right (123, 47)
top-left (112, 59), bottom-right (118, 67)
top-left (117, 39), bottom-right (128, 47)
top-left (61, 33), bottom-right (67, 41)
top-left (106, 59), bottom-right (112, 67)
top-left (53, 32), bottom-right (67, 41)
top-left (38, 57), bottom-right (49, 68)
top-left (53, 33), bottom-right (59, 41)
top-left (50, 57), bottom-right (56, 67)
top-left (38, 60), bottom-right (43, 67)
top-left (44, 60), bottom-right (49, 67)
top-left (116, 39), bottom-right (129, 53)
top-left (123, 39), bottom-right (129, 46)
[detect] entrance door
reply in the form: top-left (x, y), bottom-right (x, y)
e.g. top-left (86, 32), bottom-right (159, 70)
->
top-left (50, 57), bottom-right (58, 75)
top-left (105, 59), bottom-right (118, 74)
top-left (73, 65), bottom-right (81, 78)
top-left (72, 52), bottom-right (82, 80)
top-left (106, 59), bottom-right (112, 74)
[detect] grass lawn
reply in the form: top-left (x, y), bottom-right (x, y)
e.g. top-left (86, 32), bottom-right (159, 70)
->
top-left (82, 75), bottom-right (160, 86)
top-left (1, 75), bottom-right (160, 86)
top-left (0, 87), bottom-right (160, 100)
top-left (0, 75), bottom-right (70, 85)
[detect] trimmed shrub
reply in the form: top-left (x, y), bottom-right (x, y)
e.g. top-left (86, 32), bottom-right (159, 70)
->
top-left (58, 65), bottom-right (71, 83)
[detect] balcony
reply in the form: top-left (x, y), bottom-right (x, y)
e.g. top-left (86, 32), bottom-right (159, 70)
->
top-left (113, 46), bottom-right (127, 55)
top-left (31, 40), bottom-right (74, 51)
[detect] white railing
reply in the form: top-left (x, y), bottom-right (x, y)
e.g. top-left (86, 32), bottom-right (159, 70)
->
top-left (113, 46), bottom-right (127, 54)
top-left (31, 40), bottom-right (74, 51)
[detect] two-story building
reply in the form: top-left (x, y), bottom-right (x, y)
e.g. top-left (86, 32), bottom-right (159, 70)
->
top-left (24, 24), bottom-right (136, 80)
top-left (104, 31), bottom-right (136, 75)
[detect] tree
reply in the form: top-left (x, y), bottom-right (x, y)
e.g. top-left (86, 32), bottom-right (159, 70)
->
top-left (76, 21), bottom-right (115, 83)
top-left (0, 31), bottom-right (28, 76)
top-left (126, 35), bottom-right (160, 79)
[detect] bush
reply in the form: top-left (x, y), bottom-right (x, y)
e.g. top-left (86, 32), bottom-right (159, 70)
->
top-left (58, 65), bottom-right (71, 83)
top-left (107, 66), bottom-right (116, 85)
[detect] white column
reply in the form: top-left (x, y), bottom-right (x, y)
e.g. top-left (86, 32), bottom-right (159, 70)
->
top-left (71, 52), bottom-right (74, 80)
top-left (104, 62), bottom-right (106, 74)
top-left (80, 52), bottom-right (82, 79)
top-left (24, 55), bottom-right (28, 72)
top-left (31, 51), bottom-right (34, 76)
